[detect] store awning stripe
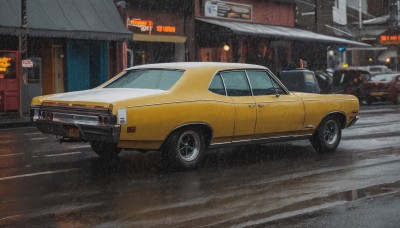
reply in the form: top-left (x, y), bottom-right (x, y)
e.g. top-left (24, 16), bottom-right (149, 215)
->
top-left (0, 0), bottom-right (132, 41)
top-left (197, 18), bottom-right (371, 47)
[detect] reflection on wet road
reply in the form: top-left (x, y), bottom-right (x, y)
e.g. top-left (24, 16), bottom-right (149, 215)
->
top-left (0, 104), bottom-right (400, 227)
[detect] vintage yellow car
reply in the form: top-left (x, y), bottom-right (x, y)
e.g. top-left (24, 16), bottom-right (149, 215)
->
top-left (30, 62), bottom-right (359, 169)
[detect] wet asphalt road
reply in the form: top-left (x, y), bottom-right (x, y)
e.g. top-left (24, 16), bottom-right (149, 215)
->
top-left (0, 104), bottom-right (400, 227)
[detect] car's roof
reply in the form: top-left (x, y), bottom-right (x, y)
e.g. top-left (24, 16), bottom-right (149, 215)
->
top-left (281, 69), bottom-right (314, 73)
top-left (125, 62), bottom-right (267, 71)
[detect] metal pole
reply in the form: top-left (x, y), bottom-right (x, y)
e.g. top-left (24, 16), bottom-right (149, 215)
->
top-left (19, 0), bottom-right (28, 117)
top-left (314, 0), bottom-right (318, 33)
top-left (359, 0), bottom-right (362, 30)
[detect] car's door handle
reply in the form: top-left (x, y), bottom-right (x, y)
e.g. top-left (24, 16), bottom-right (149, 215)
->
top-left (248, 104), bottom-right (256, 108)
top-left (258, 104), bottom-right (265, 107)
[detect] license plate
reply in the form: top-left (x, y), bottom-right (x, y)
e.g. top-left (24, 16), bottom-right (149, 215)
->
top-left (370, 92), bottom-right (384, 96)
top-left (67, 127), bottom-right (80, 138)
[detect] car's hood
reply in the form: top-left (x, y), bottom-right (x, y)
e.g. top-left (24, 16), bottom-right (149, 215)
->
top-left (44, 88), bottom-right (165, 104)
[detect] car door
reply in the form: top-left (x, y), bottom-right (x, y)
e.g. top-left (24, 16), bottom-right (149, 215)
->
top-left (246, 70), bottom-right (305, 138)
top-left (220, 71), bottom-right (257, 142)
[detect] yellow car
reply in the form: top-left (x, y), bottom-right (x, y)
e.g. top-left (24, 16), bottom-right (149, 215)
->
top-left (30, 62), bottom-right (359, 169)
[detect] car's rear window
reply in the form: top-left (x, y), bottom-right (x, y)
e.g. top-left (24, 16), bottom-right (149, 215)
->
top-left (105, 69), bottom-right (184, 90)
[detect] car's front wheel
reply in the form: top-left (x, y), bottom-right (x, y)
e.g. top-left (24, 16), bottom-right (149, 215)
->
top-left (310, 116), bottom-right (342, 153)
top-left (164, 127), bottom-right (206, 169)
top-left (90, 141), bottom-right (122, 160)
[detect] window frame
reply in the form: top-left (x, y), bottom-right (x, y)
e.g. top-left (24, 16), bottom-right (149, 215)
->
top-left (208, 69), bottom-right (289, 97)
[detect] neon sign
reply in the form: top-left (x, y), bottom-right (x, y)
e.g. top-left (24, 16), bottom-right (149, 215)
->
top-left (0, 57), bottom-right (11, 72)
top-left (128, 19), bottom-right (154, 32)
top-left (128, 18), bottom-right (176, 34)
top-left (380, 35), bottom-right (400, 44)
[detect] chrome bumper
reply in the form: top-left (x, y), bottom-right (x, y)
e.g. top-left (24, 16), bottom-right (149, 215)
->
top-left (32, 120), bottom-right (121, 143)
top-left (30, 106), bottom-right (120, 143)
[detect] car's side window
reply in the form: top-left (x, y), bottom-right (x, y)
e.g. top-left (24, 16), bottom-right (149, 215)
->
top-left (246, 71), bottom-right (276, 95)
top-left (209, 74), bottom-right (226, 96)
top-left (247, 70), bottom-right (287, 95)
top-left (270, 77), bottom-right (287, 94)
top-left (220, 71), bottom-right (252, 96)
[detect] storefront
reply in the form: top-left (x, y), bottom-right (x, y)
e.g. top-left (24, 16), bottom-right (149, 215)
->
top-left (194, 0), bottom-right (370, 74)
top-left (125, 9), bottom-right (187, 66)
top-left (379, 27), bottom-right (400, 71)
top-left (0, 0), bottom-right (132, 114)
top-left (0, 51), bottom-right (19, 111)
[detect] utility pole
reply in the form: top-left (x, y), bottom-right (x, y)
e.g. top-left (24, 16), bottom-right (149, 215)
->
top-left (389, 0), bottom-right (400, 26)
top-left (314, 0), bottom-right (318, 33)
top-left (19, 0), bottom-right (28, 117)
top-left (20, 0), bottom-right (28, 59)
top-left (358, 0), bottom-right (362, 30)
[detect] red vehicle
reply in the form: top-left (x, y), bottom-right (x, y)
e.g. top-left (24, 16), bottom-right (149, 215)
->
top-left (363, 73), bottom-right (400, 105)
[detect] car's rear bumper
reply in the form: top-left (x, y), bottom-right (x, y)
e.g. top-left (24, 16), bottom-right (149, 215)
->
top-left (30, 106), bottom-right (120, 143)
top-left (32, 120), bottom-right (121, 143)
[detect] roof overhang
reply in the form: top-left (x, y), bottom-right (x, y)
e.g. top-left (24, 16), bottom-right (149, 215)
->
top-left (0, 0), bottom-right (132, 41)
top-left (197, 18), bottom-right (371, 47)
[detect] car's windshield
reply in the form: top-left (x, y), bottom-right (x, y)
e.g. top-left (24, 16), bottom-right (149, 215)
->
top-left (105, 69), bottom-right (184, 90)
top-left (370, 74), bottom-right (396, 82)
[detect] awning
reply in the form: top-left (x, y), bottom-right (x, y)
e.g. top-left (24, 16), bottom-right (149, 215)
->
top-left (0, 0), bottom-right (132, 40)
top-left (197, 18), bottom-right (371, 47)
top-left (378, 49), bottom-right (397, 62)
top-left (133, 34), bottom-right (187, 43)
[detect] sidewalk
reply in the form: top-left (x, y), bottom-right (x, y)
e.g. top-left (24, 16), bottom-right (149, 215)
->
top-left (0, 111), bottom-right (32, 129)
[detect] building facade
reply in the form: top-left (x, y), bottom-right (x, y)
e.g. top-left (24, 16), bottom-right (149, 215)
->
top-left (0, 0), bottom-right (131, 114)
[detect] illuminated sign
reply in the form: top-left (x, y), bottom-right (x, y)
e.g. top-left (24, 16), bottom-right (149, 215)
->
top-left (0, 57), bottom-right (11, 72)
top-left (204, 0), bottom-right (252, 21)
top-left (380, 35), bottom-right (400, 44)
top-left (128, 18), bottom-right (176, 34)
top-left (0, 51), bottom-right (17, 79)
top-left (128, 19), bottom-right (154, 32)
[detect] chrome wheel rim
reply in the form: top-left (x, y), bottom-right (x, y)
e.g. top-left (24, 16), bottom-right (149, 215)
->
top-left (323, 120), bottom-right (339, 145)
top-left (177, 130), bottom-right (200, 162)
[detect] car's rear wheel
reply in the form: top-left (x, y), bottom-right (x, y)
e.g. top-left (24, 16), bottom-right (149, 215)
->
top-left (90, 141), bottom-right (122, 160)
top-left (164, 127), bottom-right (206, 169)
top-left (310, 116), bottom-right (342, 153)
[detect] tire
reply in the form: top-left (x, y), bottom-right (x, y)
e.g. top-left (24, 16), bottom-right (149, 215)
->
top-left (310, 116), bottom-right (342, 153)
top-left (164, 127), bottom-right (206, 169)
top-left (90, 141), bottom-right (122, 160)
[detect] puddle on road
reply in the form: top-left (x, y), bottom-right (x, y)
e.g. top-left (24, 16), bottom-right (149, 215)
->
top-left (246, 180), bottom-right (400, 227)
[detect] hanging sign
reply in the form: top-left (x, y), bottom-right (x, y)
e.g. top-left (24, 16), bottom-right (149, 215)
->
top-left (22, 59), bottom-right (33, 68)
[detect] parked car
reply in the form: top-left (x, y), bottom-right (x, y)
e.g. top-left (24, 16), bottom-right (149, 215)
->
top-left (30, 62), bottom-right (359, 169)
top-left (315, 70), bottom-right (333, 94)
top-left (346, 65), bottom-right (392, 76)
top-left (332, 69), bottom-right (372, 103)
top-left (279, 70), bottom-right (320, 93)
top-left (363, 73), bottom-right (400, 105)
